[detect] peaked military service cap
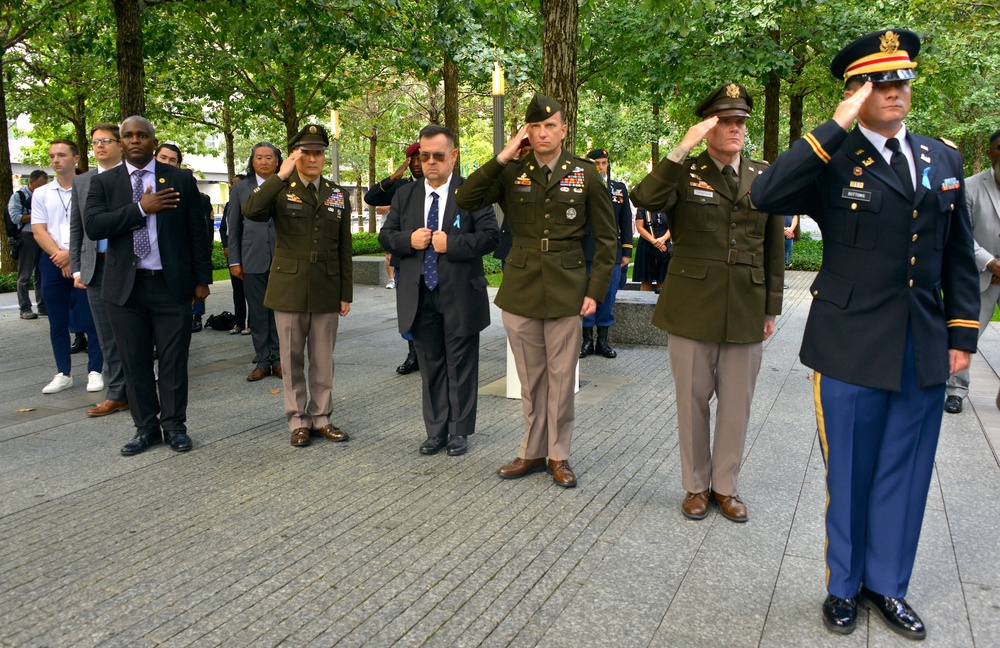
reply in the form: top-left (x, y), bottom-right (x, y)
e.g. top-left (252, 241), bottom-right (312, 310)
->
top-left (695, 83), bottom-right (752, 119)
top-left (830, 28), bottom-right (920, 84)
top-left (586, 149), bottom-right (609, 160)
top-left (289, 124), bottom-right (329, 151)
top-left (525, 93), bottom-right (564, 123)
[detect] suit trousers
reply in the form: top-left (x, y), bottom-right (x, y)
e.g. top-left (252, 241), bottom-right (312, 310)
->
top-left (86, 257), bottom-right (128, 402)
top-left (274, 310), bottom-right (339, 431)
top-left (816, 326), bottom-right (943, 599)
top-left (502, 312), bottom-right (581, 462)
top-left (229, 271), bottom-right (247, 329)
top-left (945, 281), bottom-right (999, 398)
top-left (411, 283), bottom-right (480, 440)
top-left (16, 231), bottom-right (44, 312)
top-left (105, 272), bottom-right (192, 436)
top-left (244, 272), bottom-right (280, 369)
top-left (667, 333), bottom-right (762, 496)
top-left (39, 255), bottom-right (102, 376)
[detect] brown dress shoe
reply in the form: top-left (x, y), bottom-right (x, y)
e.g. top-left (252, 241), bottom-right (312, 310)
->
top-left (87, 400), bottom-right (129, 417)
top-left (313, 424), bottom-right (349, 442)
top-left (290, 427), bottom-right (311, 447)
top-left (497, 457), bottom-right (547, 480)
top-left (682, 491), bottom-right (710, 520)
top-left (271, 365), bottom-right (282, 379)
top-left (247, 366), bottom-right (271, 382)
top-left (712, 491), bottom-right (748, 522)
top-left (547, 459), bottom-right (577, 488)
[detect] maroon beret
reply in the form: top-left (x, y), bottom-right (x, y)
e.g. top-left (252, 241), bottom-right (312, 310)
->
top-left (405, 141), bottom-right (420, 157)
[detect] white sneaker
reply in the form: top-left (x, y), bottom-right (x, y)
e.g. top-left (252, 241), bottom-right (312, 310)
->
top-left (386, 280), bottom-right (396, 289)
top-left (42, 373), bottom-right (73, 394)
top-left (87, 371), bottom-right (105, 392)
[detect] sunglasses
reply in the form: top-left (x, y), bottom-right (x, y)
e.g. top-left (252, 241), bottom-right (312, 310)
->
top-left (419, 152), bottom-right (448, 162)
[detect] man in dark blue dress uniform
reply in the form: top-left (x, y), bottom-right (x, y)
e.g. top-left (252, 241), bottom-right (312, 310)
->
top-left (580, 148), bottom-right (633, 358)
top-left (751, 29), bottom-right (979, 640)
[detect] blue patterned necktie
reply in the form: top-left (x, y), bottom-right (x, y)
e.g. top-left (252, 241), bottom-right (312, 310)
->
top-left (132, 169), bottom-right (151, 258)
top-left (423, 191), bottom-right (439, 290)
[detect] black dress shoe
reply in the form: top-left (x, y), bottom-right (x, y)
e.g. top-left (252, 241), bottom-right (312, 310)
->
top-left (822, 595), bottom-right (857, 634)
top-left (121, 431), bottom-right (161, 456)
top-left (191, 317), bottom-right (203, 333)
top-left (859, 586), bottom-right (926, 640)
top-left (446, 435), bottom-right (468, 456)
top-left (165, 431), bottom-right (193, 452)
top-left (70, 332), bottom-right (87, 354)
top-left (944, 395), bottom-right (963, 414)
top-left (397, 342), bottom-right (419, 375)
top-left (419, 436), bottom-right (447, 455)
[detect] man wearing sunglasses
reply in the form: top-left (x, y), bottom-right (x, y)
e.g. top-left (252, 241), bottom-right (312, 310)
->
top-left (379, 124), bottom-right (499, 457)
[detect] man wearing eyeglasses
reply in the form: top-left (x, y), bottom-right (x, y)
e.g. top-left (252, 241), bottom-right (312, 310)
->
top-left (379, 124), bottom-right (499, 457)
top-left (70, 123), bottom-right (129, 417)
top-left (944, 129), bottom-right (1000, 414)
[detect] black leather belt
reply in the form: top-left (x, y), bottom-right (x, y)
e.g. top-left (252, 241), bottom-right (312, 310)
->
top-left (672, 246), bottom-right (760, 267)
top-left (275, 248), bottom-right (336, 262)
top-left (137, 269), bottom-right (162, 276)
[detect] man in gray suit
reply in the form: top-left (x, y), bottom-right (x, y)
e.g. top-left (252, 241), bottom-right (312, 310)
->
top-left (70, 123), bottom-right (128, 417)
top-left (227, 143), bottom-right (281, 382)
top-left (945, 129), bottom-right (1000, 413)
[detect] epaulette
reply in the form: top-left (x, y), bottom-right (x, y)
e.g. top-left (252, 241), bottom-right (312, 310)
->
top-left (574, 156), bottom-right (595, 165)
top-left (748, 158), bottom-right (770, 168)
top-left (938, 137), bottom-right (958, 150)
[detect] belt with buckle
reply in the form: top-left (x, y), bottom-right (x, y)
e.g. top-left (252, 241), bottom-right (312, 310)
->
top-left (511, 237), bottom-right (574, 252)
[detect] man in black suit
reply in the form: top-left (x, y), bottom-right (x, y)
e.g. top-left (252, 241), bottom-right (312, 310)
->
top-left (379, 124), bottom-right (499, 456)
top-left (84, 116), bottom-right (213, 456)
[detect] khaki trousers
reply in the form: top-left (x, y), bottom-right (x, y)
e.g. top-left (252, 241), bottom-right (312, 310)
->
top-left (274, 310), bottom-right (339, 431)
top-left (668, 333), bottom-right (762, 495)
top-left (502, 312), bottom-right (581, 462)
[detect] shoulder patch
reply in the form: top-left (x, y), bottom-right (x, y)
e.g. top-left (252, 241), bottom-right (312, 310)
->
top-left (938, 137), bottom-right (958, 150)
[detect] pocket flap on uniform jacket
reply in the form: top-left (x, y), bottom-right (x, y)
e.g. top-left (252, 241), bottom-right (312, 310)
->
top-left (506, 247), bottom-right (527, 269)
top-left (272, 258), bottom-right (299, 274)
top-left (667, 257), bottom-right (710, 279)
top-left (561, 248), bottom-right (585, 269)
top-left (808, 271), bottom-right (853, 309)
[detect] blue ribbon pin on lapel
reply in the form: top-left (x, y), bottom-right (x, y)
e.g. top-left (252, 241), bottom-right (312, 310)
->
top-left (921, 167), bottom-right (932, 190)
top-left (453, 215), bottom-right (461, 228)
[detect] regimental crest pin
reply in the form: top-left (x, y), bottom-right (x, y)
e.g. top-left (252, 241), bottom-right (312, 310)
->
top-left (853, 167), bottom-right (863, 176)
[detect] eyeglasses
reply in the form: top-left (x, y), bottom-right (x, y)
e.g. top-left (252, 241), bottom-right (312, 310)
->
top-left (91, 138), bottom-right (119, 146)
top-left (419, 152), bottom-right (448, 162)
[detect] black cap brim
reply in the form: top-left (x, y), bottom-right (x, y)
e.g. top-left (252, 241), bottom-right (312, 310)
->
top-left (849, 68), bottom-right (917, 84)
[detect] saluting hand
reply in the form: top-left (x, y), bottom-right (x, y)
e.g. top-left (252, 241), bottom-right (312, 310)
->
top-left (678, 117), bottom-right (719, 151)
top-left (497, 125), bottom-right (529, 164)
top-left (833, 81), bottom-right (873, 131)
top-left (277, 150), bottom-right (301, 180)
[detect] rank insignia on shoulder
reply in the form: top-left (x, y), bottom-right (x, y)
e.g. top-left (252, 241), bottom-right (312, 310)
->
top-left (286, 193), bottom-right (303, 203)
top-left (862, 158), bottom-right (874, 167)
top-left (938, 137), bottom-right (958, 150)
top-left (941, 177), bottom-right (960, 191)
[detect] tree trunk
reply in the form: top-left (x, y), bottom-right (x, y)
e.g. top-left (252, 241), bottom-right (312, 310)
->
top-left (0, 68), bottom-right (14, 273)
top-left (112, 0), bottom-right (145, 119)
top-left (282, 85), bottom-right (298, 147)
top-left (222, 104), bottom-right (235, 179)
top-left (367, 127), bottom-right (377, 231)
top-left (443, 54), bottom-right (460, 172)
top-left (651, 103), bottom-right (660, 164)
top-left (971, 137), bottom-right (983, 175)
top-left (763, 70), bottom-right (780, 163)
top-left (788, 92), bottom-right (804, 146)
top-left (426, 80), bottom-right (441, 124)
top-left (74, 90), bottom-right (88, 171)
top-left (541, 0), bottom-right (578, 153)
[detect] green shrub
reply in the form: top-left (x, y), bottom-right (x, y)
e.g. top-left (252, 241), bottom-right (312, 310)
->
top-left (353, 232), bottom-right (384, 255)
top-left (212, 241), bottom-right (228, 270)
top-left (787, 232), bottom-right (822, 271)
top-left (0, 271), bottom-right (16, 293)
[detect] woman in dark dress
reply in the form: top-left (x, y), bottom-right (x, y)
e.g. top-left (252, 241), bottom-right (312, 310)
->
top-left (634, 207), bottom-right (670, 292)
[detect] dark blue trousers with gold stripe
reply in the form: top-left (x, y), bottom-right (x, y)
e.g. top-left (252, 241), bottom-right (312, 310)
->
top-left (814, 326), bottom-right (944, 600)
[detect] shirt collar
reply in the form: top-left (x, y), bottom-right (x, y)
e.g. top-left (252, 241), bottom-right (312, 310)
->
top-left (859, 122), bottom-right (908, 154)
top-left (709, 153), bottom-right (741, 173)
top-left (97, 161), bottom-right (123, 174)
top-left (124, 158), bottom-right (157, 176)
top-left (424, 175), bottom-right (452, 200)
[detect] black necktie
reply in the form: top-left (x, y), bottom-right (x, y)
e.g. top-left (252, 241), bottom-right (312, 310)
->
top-left (543, 166), bottom-right (551, 186)
top-left (423, 192), bottom-right (439, 290)
top-left (885, 138), bottom-right (913, 198)
top-left (723, 165), bottom-right (739, 197)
